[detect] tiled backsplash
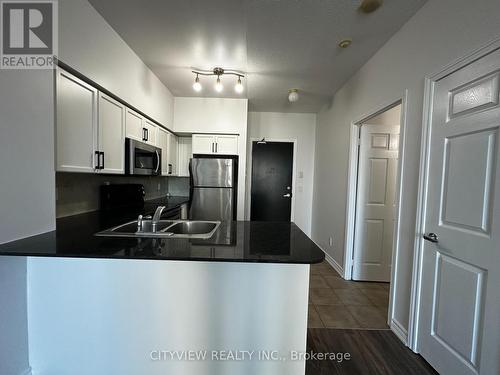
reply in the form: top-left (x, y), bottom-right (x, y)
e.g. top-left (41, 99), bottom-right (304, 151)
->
top-left (56, 173), bottom-right (170, 218)
top-left (167, 177), bottom-right (190, 197)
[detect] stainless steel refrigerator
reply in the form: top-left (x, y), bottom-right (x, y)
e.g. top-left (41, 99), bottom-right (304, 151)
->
top-left (189, 157), bottom-right (237, 221)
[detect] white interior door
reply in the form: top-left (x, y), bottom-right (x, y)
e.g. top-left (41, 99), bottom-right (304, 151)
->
top-left (353, 124), bottom-right (399, 281)
top-left (417, 48), bottom-right (500, 375)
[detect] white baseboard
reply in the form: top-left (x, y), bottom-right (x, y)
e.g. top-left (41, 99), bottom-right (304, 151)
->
top-left (390, 319), bottom-right (408, 345)
top-left (323, 250), bottom-right (344, 278)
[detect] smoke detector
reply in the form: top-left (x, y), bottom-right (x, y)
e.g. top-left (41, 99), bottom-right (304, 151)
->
top-left (288, 89), bottom-right (299, 103)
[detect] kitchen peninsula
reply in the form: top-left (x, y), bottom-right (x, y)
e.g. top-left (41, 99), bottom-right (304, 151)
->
top-left (0, 210), bottom-right (324, 375)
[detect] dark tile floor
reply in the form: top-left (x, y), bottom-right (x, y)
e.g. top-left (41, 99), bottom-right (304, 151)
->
top-left (306, 329), bottom-right (438, 375)
top-left (308, 261), bottom-right (390, 329)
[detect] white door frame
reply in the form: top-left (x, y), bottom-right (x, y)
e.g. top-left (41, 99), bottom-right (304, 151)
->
top-left (246, 138), bottom-right (298, 222)
top-left (408, 37), bottom-right (500, 353)
top-left (343, 92), bottom-right (409, 342)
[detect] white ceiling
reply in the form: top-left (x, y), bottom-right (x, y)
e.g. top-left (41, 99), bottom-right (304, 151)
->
top-left (88, 0), bottom-right (427, 113)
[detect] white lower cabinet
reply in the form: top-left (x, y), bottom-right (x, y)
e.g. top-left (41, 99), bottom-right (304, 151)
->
top-left (56, 69), bottom-right (98, 173)
top-left (192, 134), bottom-right (238, 155)
top-left (98, 93), bottom-right (125, 174)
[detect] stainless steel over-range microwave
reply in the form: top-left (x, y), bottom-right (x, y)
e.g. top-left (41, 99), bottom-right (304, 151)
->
top-left (125, 138), bottom-right (161, 176)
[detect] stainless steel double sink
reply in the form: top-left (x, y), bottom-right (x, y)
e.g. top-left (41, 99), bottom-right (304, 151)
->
top-left (96, 219), bottom-right (221, 239)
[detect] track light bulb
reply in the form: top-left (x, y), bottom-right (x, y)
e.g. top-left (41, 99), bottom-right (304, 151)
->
top-left (235, 77), bottom-right (244, 94)
top-left (215, 76), bottom-right (223, 92)
top-left (193, 75), bottom-right (202, 92)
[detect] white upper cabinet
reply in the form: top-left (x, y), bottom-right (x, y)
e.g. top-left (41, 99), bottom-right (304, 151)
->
top-left (158, 127), bottom-right (178, 176)
top-left (125, 109), bottom-right (157, 146)
top-left (157, 127), bottom-right (169, 176)
top-left (192, 134), bottom-right (238, 155)
top-left (125, 108), bottom-right (144, 142)
top-left (98, 93), bottom-right (125, 174)
top-left (144, 119), bottom-right (158, 146)
top-left (192, 134), bottom-right (216, 154)
top-left (167, 132), bottom-right (178, 175)
top-left (214, 134), bottom-right (238, 155)
top-left (177, 137), bottom-right (192, 177)
top-left (57, 67), bottom-right (171, 176)
top-left (56, 69), bottom-right (98, 173)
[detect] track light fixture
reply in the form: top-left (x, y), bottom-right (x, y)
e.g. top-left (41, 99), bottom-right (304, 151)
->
top-left (191, 67), bottom-right (245, 94)
top-left (192, 74), bottom-right (202, 92)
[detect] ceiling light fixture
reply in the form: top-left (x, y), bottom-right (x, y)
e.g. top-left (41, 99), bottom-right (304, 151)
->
top-left (192, 67), bottom-right (245, 94)
top-left (359, 0), bottom-right (383, 13)
top-left (235, 76), bottom-right (244, 93)
top-left (338, 38), bottom-right (352, 48)
top-left (215, 76), bottom-right (224, 92)
top-left (192, 74), bottom-right (202, 92)
top-left (288, 89), bottom-right (299, 103)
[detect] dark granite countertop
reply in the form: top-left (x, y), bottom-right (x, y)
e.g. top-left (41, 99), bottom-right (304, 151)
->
top-left (0, 201), bottom-right (325, 264)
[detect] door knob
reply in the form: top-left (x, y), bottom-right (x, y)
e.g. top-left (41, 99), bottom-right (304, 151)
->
top-left (423, 233), bottom-right (439, 243)
top-left (283, 193), bottom-right (291, 198)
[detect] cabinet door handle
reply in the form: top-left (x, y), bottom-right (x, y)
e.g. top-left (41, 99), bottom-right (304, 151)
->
top-left (145, 128), bottom-right (149, 141)
top-left (95, 151), bottom-right (100, 169)
top-left (215, 142), bottom-right (218, 153)
top-left (100, 152), bottom-right (105, 170)
top-left (211, 143), bottom-right (214, 153)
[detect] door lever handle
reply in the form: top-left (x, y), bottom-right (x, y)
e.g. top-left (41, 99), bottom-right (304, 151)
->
top-left (283, 193), bottom-right (291, 198)
top-left (423, 233), bottom-right (439, 243)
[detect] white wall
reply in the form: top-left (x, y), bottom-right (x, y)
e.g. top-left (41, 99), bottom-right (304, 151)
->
top-left (59, 0), bottom-right (174, 128)
top-left (312, 0), bottom-right (500, 335)
top-left (0, 257), bottom-right (30, 375)
top-left (0, 70), bottom-right (55, 243)
top-left (173, 97), bottom-right (249, 220)
top-left (247, 112), bottom-right (316, 235)
top-left (28, 258), bottom-right (309, 375)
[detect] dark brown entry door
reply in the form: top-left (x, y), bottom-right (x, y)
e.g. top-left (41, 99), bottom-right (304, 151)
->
top-left (250, 141), bottom-right (293, 221)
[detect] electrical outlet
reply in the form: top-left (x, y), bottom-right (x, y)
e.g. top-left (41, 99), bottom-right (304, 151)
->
top-left (329, 237), bottom-right (333, 247)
